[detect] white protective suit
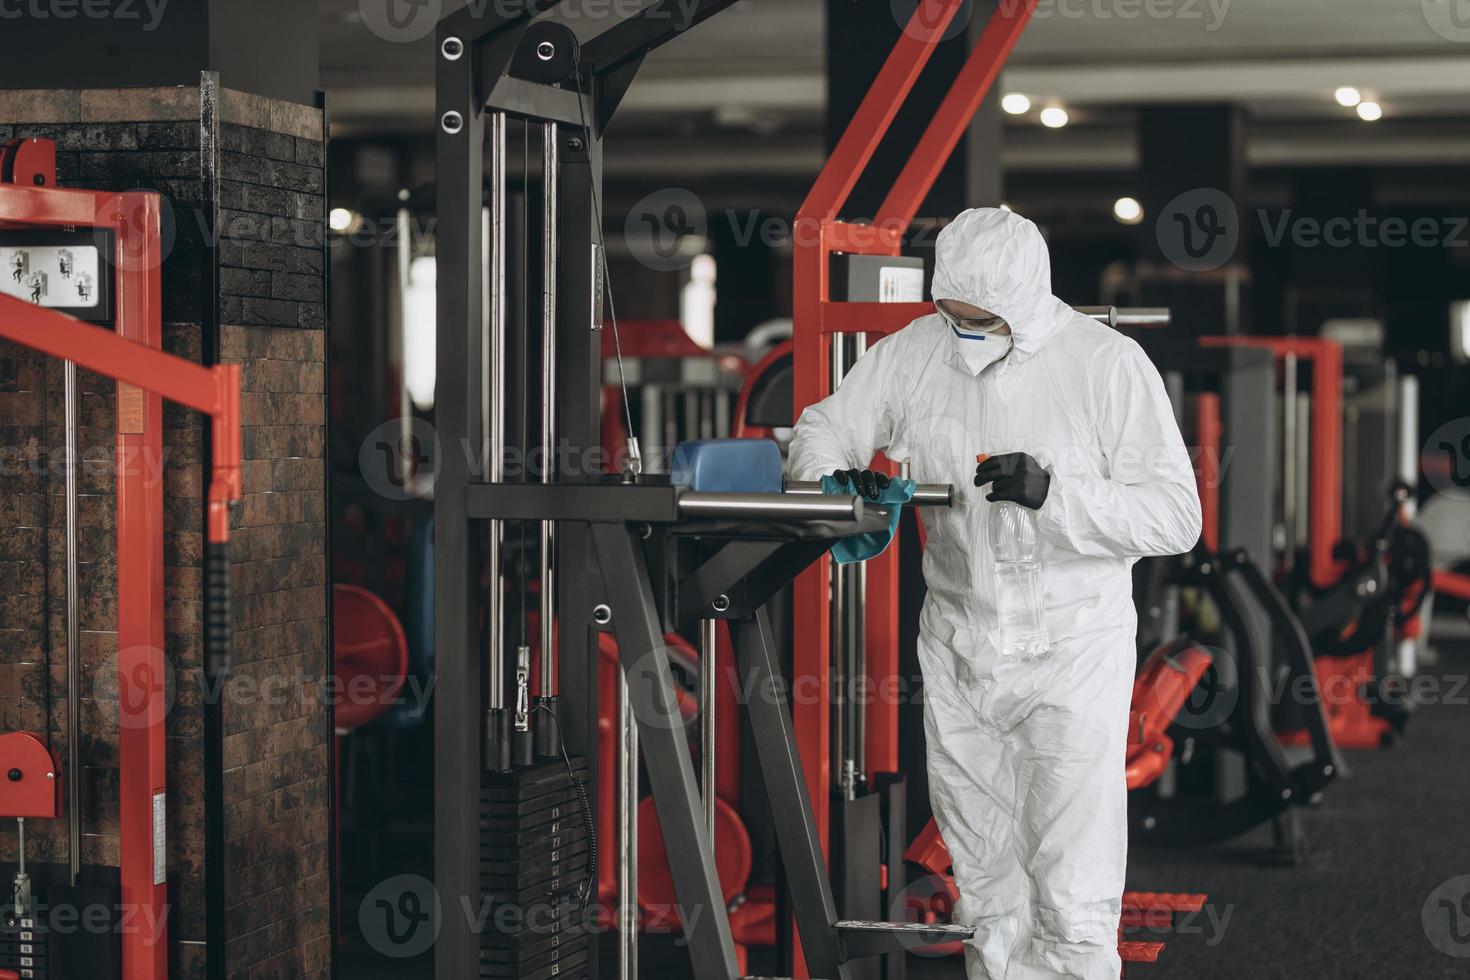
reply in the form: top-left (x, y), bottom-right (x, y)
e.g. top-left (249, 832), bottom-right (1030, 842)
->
top-left (788, 208), bottom-right (1201, 979)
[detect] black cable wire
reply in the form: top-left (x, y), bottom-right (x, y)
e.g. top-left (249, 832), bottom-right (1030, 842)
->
top-left (531, 702), bottom-right (596, 911)
top-left (520, 118), bottom-right (531, 650)
top-left (571, 64), bottom-right (637, 455)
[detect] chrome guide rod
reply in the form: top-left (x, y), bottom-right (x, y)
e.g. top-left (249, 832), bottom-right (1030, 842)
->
top-left (65, 360), bottom-right (80, 884)
top-left (539, 121), bottom-right (559, 705)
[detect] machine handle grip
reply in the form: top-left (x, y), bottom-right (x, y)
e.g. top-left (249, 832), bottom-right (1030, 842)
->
top-left (785, 481), bottom-right (953, 506)
top-left (205, 541), bottom-right (231, 682)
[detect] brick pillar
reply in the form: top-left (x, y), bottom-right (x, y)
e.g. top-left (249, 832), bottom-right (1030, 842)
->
top-left (0, 81), bottom-right (330, 979)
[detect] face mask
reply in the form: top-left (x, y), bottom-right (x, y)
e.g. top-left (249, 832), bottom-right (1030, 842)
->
top-left (936, 300), bottom-right (1009, 337)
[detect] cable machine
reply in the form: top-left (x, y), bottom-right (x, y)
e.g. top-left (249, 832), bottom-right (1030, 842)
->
top-left (430, 6), bottom-right (977, 979)
top-left (0, 138), bottom-right (242, 979)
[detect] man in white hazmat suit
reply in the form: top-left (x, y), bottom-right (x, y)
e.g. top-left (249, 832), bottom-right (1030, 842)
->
top-left (788, 207), bottom-right (1201, 979)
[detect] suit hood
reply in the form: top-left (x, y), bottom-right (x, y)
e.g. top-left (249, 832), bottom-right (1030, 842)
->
top-left (931, 207), bottom-right (1075, 357)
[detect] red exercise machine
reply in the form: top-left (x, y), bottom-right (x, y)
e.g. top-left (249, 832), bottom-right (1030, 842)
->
top-left (0, 138), bottom-right (242, 980)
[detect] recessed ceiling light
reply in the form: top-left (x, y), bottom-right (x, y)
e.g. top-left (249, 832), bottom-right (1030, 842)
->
top-left (1356, 101), bottom-right (1383, 122)
top-left (1002, 93), bottom-right (1032, 115)
top-left (1113, 197), bottom-right (1144, 225)
top-left (1039, 106), bottom-right (1069, 129)
top-left (1334, 86), bottom-right (1362, 108)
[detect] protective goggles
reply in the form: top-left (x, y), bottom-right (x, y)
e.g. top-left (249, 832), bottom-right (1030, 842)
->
top-left (935, 300), bottom-right (1008, 337)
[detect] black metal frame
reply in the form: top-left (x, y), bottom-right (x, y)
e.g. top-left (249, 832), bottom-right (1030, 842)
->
top-left (1129, 546), bottom-right (1341, 855)
top-left (432, 4), bottom-right (743, 977)
top-left (432, 6), bottom-right (968, 977)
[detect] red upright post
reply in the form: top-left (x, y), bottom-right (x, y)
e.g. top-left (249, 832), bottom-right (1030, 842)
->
top-left (113, 191), bottom-right (170, 978)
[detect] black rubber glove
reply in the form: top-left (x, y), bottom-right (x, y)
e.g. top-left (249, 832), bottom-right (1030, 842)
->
top-left (832, 468), bottom-right (891, 501)
top-left (975, 452), bottom-right (1050, 510)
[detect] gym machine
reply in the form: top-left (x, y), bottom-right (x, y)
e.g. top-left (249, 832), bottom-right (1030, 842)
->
top-left (1196, 336), bottom-right (1432, 749)
top-left (430, 5), bottom-right (972, 979)
top-left (0, 138), bottom-right (243, 978)
top-left (1121, 337), bottom-right (1344, 862)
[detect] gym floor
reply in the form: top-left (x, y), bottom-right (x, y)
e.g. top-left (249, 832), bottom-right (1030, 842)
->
top-left (341, 636), bottom-right (1470, 980)
top-left (1114, 636), bottom-right (1470, 979)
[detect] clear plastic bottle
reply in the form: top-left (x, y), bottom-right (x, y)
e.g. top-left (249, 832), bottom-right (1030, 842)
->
top-left (988, 499), bottom-right (1051, 661)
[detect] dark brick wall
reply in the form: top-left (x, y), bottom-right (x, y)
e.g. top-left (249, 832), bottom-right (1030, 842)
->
top-left (214, 103), bottom-right (331, 976)
top-left (0, 87), bottom-right (329, 979)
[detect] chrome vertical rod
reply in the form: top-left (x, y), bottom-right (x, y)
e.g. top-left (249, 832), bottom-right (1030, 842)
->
top-left (700, 618), bottom-right (718, 835)
top-left (484, 113), bottom-right (509, 769)
top-left (64, 361), bottom-right (80, 884)
top-left (829, 335), bottom-right (849, 799)
top-left (852, 332), bottom-right (868, 788)
top-left (539, 122), bottom-right (558, 698)
top-left (618, 670), bottom-right (638, 980)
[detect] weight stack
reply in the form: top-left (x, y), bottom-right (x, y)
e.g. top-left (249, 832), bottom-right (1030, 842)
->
top-left (480, 759), bottom-right (592, 979)
top-left (1, 908), bottom-right (48, 979)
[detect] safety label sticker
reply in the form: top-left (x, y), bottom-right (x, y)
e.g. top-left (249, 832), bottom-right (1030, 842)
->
top-left (1, 245), bottom-right (101, 309)
top-left (879, 266), bottom-right (925, 303)
top-left (153, 791), bottom-right (166, 885)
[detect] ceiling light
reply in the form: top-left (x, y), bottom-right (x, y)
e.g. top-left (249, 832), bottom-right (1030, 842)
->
top-left (329, 208), bottom-right (358, 233)
top-left (1113, 197), bottom-right (1144, 225)
top-left (1002, 93), bottom-right (1032, 115)
top-left (1039, 106), bottom-right (1069, 129)
top-left (1356, 101), bottom-right (1383, 122)
top-left (1334, 86), bottom-right (1362, 108)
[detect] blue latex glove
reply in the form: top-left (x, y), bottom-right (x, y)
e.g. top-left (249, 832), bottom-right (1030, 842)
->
top-left (820, 474), bottom-right (916, 564)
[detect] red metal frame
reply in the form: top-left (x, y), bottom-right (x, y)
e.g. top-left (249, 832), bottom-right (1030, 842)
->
top-left (790, 0), bottom-right (1037, 895)
top-left (0, 142), bottom-right (241, 980)
top-left (1198, 336), bottom-right (1344, 588)
top-left (1435, 569), bottom-right (1470, 602)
